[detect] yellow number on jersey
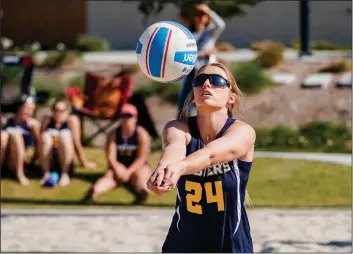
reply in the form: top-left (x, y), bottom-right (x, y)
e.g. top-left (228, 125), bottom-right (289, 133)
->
top-left (185, 180), bottom-right (203, 214)
top-left (185, 180), bottom-right (224, 214)
top-left (205, 181), bottom-right (225, 211)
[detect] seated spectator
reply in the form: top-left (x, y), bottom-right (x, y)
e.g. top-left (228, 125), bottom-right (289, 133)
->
top-left (39, 99), bottom-right (96, 186)
top-left (84, 103), bottom-right (151, 204)
top-left (0, 96), bottom-right (40, 185)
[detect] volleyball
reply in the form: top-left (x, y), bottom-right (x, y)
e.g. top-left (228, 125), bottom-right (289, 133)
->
top-left (136, 21), bottom-right (198, 83)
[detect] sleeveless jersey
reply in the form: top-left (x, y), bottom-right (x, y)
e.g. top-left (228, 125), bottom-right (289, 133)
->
top-left (47, 119), bottom-right (69, 131)
top-left (162, 117), bottom-right (253, 253)
top-left (46, 119), bottom-right (71, 149)
top-left (116, 126), bottom-right (138, 167)
top-left (4, 118), bottom-right (35, 148)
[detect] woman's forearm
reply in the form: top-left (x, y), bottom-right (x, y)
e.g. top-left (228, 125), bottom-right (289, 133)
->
top-left (179, 147), bottom-right (211, 175)
top-left (208, 10), bottom-right (226, 34)
top-left (158, 144), bottom-right (186, 169)
top-left (74, 141), bottom-right (88, 165)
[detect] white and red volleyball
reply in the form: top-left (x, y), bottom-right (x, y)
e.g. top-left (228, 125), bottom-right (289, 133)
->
top-left (136, 21), bottom-right (198, 83)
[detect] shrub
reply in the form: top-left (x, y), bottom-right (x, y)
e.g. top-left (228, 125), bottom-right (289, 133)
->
top-left (256, 125), bottom-right (300, 149)
top-left (42, 51), bottom-right (79, 69)
top-left (75, 34), bottom-right (110, 52)
top-left (231, 63), bottom-right (274, 94)
top-left (292, 38), bottom-right (351, 51)
top-left (255, 121), bottom-right (351, 153)
top-left (299, 121), bottom-right (351, 153)
top-left (68, 74), bottom-right (85, 89)
top-left (252, 41), bottom-right (285, 68)
top-left (136, 81), bottom-right (182, 104)
top-left (1, 65), bottom-right (24, 86)
top-left (216, 41), bottom-right (236, 52)
top-left (32, 79), bottom-right (65, 101)
top-left (319, 58), bottom-right (351, 73)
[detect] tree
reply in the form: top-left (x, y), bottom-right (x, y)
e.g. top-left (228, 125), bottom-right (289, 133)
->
top-left (138, 0), bottom-right (262, 21)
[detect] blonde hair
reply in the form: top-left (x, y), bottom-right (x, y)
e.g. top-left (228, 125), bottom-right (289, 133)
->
top-left (178, 62), bottom-right (253, 207)
top-left (179, 62), bottom-right (244, 119)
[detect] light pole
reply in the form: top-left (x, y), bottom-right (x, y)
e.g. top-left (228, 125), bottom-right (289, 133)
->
top-left (299, 0), bottom-right (311, 57)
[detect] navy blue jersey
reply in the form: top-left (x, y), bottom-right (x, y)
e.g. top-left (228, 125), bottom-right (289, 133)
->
top-left (47, 118), bottom-right (69, 131)
top-left (162, 117), bottom-right (253, 253)
top-left (116, 126), bottom-right (138, 167)
top-left (4, 118), bottom-right (35, 148)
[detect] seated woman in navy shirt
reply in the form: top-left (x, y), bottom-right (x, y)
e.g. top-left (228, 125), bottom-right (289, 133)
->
top-left (1, 96), bottom-right (40, 185)
top-left (84, 103), bottom-right (152, 204)
top-left (39, 99), bottom-right (96, 186)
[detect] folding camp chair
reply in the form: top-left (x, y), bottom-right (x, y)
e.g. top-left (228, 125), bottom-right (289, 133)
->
top-left (67, 72), bottom-right (132, 146)
top-left (1, 55), bottom-right (35, 113)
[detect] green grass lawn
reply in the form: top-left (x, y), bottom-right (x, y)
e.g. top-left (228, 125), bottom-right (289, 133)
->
top-left (1, 148), bottom-right (351, 209)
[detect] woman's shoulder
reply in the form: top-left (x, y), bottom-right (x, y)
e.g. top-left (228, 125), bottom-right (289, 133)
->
top-left (164, 118), bottom-right (190, 133)
top-left (27, 118), bottom-right (40, 128)
top-left (230, 120), bottom-right (256, 137)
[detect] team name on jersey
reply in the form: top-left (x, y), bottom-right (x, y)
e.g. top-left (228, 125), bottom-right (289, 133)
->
top-left (117, 144), bottom-right (137, 151)
top-left (193, 162), bottom-right (231, 177)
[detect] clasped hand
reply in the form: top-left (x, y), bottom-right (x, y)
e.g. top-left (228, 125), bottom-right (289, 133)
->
top-left (147, 161), bottom-right (186, 195)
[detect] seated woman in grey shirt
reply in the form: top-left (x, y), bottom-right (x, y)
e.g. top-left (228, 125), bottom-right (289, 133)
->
top-left (177, 3), bottom-right (226, 113)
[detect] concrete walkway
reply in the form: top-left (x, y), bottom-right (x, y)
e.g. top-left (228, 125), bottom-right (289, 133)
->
top-left (255, 152), bottom-right (351, 166)
top-left (82, 49), bottom-right (352, 64)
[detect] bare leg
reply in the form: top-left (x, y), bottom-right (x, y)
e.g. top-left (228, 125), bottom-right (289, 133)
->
top-left (57, 131), bottom-right (75, 186)
top-left (129, 164), bottom-right (152, 203)
top-left (0, 131), bottom-right (9, 166)
top-left (84, 170), bottom-right (117, 202)
top-left (39, 132), bottom-right (53, 185)
top-left (8, 133), bottom-right (30, 186)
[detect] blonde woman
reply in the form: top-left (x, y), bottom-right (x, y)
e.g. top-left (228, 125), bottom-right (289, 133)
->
top-left (39, 99), bottom-right (96, 186)
top-left (147, 62), bottom-right (255, 253)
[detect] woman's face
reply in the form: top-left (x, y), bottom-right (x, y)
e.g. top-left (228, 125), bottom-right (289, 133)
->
top-left (193, 11), bottom-right (209, 27)
top-left (19, 102), bottom-right (36, 121)
top-left (193, 65), bottom-right (235, 111)
top-left (53, 101), bottom-right (69, 123)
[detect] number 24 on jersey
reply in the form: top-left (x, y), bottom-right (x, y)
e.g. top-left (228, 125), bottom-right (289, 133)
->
top-left (185, 180), bottom-right (224, 214)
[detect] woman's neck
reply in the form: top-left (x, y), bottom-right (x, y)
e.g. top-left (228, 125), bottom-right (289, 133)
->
top-left (196, 109), bottom-right (228, 143)
top-left (122, 123), bottom-right (135, 137)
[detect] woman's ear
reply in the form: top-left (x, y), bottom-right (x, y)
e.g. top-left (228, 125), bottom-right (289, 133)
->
top-left (227, 93), bottom-right (237, 105)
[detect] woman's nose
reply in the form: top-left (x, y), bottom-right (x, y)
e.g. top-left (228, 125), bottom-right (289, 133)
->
top-left (202, 79), bottom-right (211, 88)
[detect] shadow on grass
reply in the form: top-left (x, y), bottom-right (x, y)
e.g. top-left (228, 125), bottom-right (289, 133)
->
top-left (1, 197), bottom-right (175, 208)
top-left (2, 166), bottom-right (104, 184)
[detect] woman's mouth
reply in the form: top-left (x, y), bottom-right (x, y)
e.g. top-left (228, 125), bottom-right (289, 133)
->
top-left (201, 91), bottom-right (212, 97)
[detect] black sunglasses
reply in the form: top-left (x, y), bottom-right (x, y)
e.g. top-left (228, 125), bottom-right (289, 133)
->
top-left (192, 74), bottom-right (231, 88)
top-left (120, 113), bottom-right (133, 119)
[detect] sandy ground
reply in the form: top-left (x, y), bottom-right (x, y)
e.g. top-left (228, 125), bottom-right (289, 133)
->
top-left (1, 209), bottom-right (351, 253)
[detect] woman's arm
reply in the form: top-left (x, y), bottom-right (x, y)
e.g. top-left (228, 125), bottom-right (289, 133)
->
top-left (106, 131), bottom-right (129, 182)
top-left (147, 119), bottom-right (189, 194)
top-left (182, 122), bottom-right (255, 174)
top-left (161, 121), bottom-right (256, 188)
top-left (40, 116), bottom-right (50, 134)
top-left (28, 118), bottom-right (40, 162)
top-left (125, 126), bottom-right (151, 176)
top-left (68, 115), bottom-right (96, 169)
top-left (196, 4), bottom-right (226, 37)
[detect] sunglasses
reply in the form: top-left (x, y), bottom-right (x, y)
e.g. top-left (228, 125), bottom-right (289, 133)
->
top-left (192, 74), bottom-right (231, 88)
top-left (120, 113), bottom-right (133, 119)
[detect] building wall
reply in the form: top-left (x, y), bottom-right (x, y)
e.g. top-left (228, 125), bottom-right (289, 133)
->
top-left (87, 0), bottom-right (352, 49)
top-left (2, 0), bottom-right (86, 48)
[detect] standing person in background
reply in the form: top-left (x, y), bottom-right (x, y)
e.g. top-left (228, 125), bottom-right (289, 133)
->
top-left (0, 96), bottom-right (40, 185)
top-left (39, 99), bottom-right (96, 186)
top-left (177, 3), bottom-right (226, 115)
